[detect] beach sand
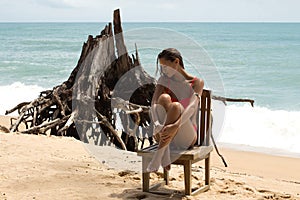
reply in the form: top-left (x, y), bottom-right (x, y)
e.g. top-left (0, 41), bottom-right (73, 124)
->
top-left (0, 116), bottom-right (299, 200)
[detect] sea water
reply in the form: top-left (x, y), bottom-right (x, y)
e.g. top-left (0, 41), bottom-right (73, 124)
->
top-left (0, 22), bottom-right (299, 156)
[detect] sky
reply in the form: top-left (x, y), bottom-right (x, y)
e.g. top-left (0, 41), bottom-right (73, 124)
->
top-left (0, 0), bottom-right (299, 22)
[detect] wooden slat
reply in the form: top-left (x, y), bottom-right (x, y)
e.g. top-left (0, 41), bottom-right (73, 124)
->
top-left (137, 145), bottom-right (213, 161)
top-left (149, 181), bottom-right (166, 191)
top-left (205, 90), bottom-right (211, 146)
top-left (191, 185), bottom-right (210, 196)
top-left (200, 91), bottom-right (206, 145)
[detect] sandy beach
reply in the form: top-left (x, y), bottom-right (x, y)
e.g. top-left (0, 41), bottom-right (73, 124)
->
top-left (0, 116), bottom-right (299, 200)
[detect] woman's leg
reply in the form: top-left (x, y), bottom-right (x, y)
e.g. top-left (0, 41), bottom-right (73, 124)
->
top-left (157, 94), bottom-right (182, 148)
top-left (147, 94), bottom-right (181, 172)
top-left (158, 100), bottom-right (182, 171)
top-left (161, 116), bottom-right (197, 171)
top-left (171, 119), bottom-right (197, 150)
top-left (161, 144), bottom-right (171, 170)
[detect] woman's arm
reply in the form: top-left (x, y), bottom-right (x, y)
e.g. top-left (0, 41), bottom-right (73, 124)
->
top-left (161, 78), bottom-right (204, 131)
top-left (174, 77), bottom-right (204, 125)
top-left (150, 83), bottom-right (165, 128)
top-left (193, 77), bottom-right (204, 96)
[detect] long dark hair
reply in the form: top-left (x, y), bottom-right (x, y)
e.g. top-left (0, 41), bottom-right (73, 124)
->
top-left (156, 48), bottom-right (184, 76)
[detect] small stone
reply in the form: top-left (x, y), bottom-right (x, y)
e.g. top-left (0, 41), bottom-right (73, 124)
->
top-left (132, 176), bottom-right (141, 180)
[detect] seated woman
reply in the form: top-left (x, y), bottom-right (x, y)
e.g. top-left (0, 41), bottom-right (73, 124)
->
top-left (147, 48), bottom-right (204, 172)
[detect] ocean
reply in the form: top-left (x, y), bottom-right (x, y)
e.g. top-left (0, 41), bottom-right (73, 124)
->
top-left (0, 22), bottom-right (299, 156)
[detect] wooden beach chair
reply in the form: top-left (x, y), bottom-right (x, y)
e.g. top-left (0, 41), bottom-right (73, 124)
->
top-left (137, 89), bottom-right (213, 196)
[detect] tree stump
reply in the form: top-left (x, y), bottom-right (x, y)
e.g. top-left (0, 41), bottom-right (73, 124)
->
top-left (6, 9), bottom-right (156, 151)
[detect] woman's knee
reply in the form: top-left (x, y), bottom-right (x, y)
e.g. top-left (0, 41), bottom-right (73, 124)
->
top-left (157, 93), bottom-right (172, 109)
top-left (169, 102), bottom-right (182, 118)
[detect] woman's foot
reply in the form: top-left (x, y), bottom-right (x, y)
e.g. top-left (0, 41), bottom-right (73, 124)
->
top-left (146, 145), bottom-right (168, 172)
top-left (146, 163), bottom-right (160, 173)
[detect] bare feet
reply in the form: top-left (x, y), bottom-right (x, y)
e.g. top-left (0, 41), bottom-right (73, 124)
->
top-left (146, 145), bottom-right (168, 172)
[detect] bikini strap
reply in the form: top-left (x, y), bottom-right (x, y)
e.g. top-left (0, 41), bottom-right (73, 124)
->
top-left (190, 76), bottom-right (198, 86)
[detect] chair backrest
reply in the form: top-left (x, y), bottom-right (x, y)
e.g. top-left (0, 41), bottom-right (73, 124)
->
top-left (196, 89), bottom-right (212, 146)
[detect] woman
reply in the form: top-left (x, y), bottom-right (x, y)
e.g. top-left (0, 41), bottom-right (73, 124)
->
top-left (147, 48), bottom-right (204, 172)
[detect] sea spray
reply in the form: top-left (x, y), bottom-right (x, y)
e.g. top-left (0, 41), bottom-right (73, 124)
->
top-left (0, 82), bottom-right (45, 115)
top-left (218, 104), bottom-right (300, 155)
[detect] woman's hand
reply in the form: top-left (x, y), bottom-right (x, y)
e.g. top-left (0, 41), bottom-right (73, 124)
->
top-left (160, 130), bottom-right (173, 144)
top-left (160, 122), bottom-right (180, 144)
top-left (153, 122), bottom-right (164, 143)
top-left (154, 123), bottom-right (164, 134)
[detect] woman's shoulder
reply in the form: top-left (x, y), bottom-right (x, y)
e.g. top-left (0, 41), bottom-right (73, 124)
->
top-left (189, 76), bottom-right (204, 93)
top-left (187, 76), bottom-right (199, 85)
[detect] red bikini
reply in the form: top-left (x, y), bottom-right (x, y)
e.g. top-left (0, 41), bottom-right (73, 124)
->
top-left (164, 76), bottom-right (198, 131)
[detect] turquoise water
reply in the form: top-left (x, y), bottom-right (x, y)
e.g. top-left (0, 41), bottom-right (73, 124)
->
top-left (0, 23), bottom-right (299, 154)
top-left (0, 23), bottom-right (299, 110)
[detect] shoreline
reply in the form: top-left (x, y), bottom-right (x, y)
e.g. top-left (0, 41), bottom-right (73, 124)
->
top-left (2, 114), bottom-right (299, 159)
top-left (218, 142), bottom-right (300, 159)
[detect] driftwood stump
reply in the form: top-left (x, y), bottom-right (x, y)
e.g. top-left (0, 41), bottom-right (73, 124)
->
top-left (6, 9), bottom-right (156, 151)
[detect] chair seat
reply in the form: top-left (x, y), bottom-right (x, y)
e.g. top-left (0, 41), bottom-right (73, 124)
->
top-left (137, 144), bottom-right (213, 161)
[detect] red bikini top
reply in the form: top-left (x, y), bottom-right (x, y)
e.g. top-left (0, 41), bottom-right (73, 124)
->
top-left (164, 77), bottom-right (198, 109)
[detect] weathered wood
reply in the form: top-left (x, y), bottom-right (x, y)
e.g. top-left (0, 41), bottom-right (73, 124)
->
top-left (5, 9), bottom-right (155, 151)
top-left (212, 95), bottom-right (255, 107)
top-left (5, 102), bottom-right (30, 115)
top-left (0, 125), bottom-right (9, 133)
top-left (21, 116), bottom-right (69, 135)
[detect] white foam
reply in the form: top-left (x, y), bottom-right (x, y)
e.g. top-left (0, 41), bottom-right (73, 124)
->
top-left (0, 82), bottom-right (46, 115)
top-left (217, 104), bottom-right (300, 154)
top-left (1, 82), bottom-right (299, 155)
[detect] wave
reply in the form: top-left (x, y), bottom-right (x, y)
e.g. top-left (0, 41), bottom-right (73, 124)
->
top-left (1, 82), bottom-right (299, 156)
top-left (216, 104), bottom-right (300, 155)
top-left (0, 82), bottom-right (45, 115)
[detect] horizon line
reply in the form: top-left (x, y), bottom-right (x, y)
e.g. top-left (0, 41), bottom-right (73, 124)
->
top-left (0, 21), bottom-right (299, 23)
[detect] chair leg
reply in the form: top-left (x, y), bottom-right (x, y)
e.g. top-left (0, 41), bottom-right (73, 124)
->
top-left (184, 160), bottom-right (192, 195)
top-left (205, 155), bottom-right (210, 186)
top-left (163, 168), bottom-right (169, 185)
top-left (142, 172), bottom-right (150, 192)
top-left (142, 157), bottom-right (150, 192)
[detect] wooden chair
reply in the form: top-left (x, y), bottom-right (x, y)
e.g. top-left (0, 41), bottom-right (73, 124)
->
top-left (137, 89), bottom-right (213, 195)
